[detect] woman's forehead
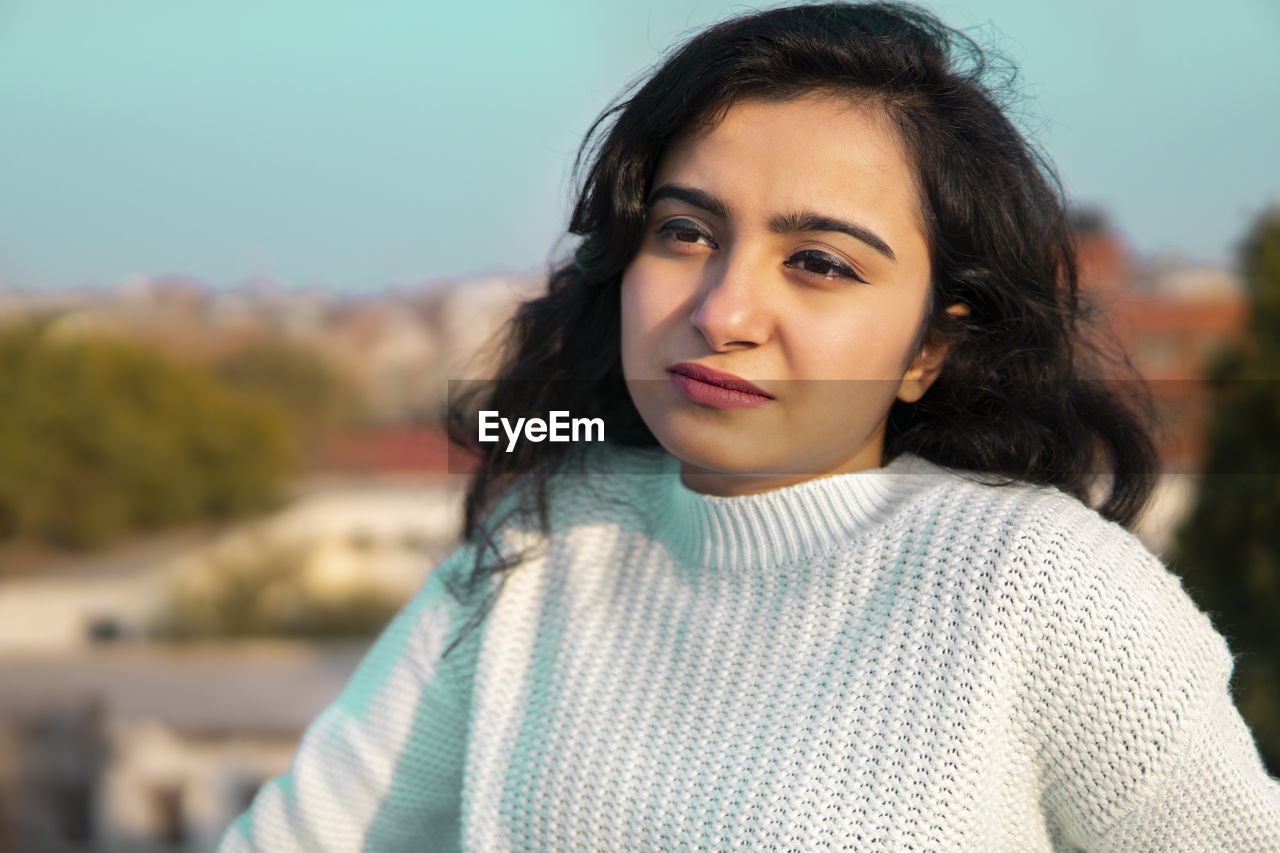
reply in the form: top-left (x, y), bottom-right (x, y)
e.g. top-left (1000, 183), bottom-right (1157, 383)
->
top-left (669, 89), bottom-right (898, 152)
top-left (651, 94), bottom-right (929, 245)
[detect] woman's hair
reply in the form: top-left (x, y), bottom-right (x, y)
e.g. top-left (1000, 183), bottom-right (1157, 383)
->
top-left (447, 1), bottom-right (1157, 589)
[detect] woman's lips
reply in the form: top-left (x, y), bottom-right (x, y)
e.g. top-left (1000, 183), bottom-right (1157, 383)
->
top-left (667, 362), bottom-right (774, 409)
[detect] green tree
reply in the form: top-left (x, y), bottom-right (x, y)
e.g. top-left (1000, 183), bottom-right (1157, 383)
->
top-left (215, 340), bottom-right (360, 460)
top-left (1174, 209), bottom-right (1280, 777)
top-left (0, 321), bottom-right (296, 551)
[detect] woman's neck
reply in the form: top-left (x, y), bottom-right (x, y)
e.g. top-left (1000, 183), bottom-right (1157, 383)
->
top-left (677, 440), bottom-right (887, 497)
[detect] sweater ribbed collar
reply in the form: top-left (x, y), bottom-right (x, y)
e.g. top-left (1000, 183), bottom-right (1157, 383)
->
top-left (653, 451), bottom-right (949, 570)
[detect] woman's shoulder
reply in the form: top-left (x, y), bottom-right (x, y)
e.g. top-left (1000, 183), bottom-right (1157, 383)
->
top-left (472, 442), bottom-right (673, 545)
top-left (908, 457), bottom-right (1142, 558)
top-left (932, 464), bottom-right (1239, 835)
top-left (909, 458), bottom-right (1230, 681)
top-left (563, 439), bottom-right (674, 477)
top-left (546, 440), bottom-right (674, 499)
top-left (927, 460), bottom-right (1219, 633)
top-left (890, 456), bottom-right (1115, 551)
top-left (940, 468), bottom-right (1197, 621)
top-left (906, 462), bottom-right (1244, 839)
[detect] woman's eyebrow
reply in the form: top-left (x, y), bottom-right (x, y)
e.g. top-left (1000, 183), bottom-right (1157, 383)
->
top-left (646, 183), bottom-right (896, 262)
top-left (769, 209), bottom-right (896, 262)
top-left (647, 184), bottom-right (730, 220)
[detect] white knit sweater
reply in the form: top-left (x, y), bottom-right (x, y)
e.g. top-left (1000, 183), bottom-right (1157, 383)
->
top-left (220, 444), bottom-right (1280, 852)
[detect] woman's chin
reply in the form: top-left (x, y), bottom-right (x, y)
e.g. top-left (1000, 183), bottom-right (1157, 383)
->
top-left (657, 435), bottom-right (809, 496)
top-left (651, 425), bottom-right (779, 477)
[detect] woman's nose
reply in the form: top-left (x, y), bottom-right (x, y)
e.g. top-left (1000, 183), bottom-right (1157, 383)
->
top-left (689, 247), bottom-right (773, 351)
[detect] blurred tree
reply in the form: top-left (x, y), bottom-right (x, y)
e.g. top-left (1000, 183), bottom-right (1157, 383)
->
top-left (0, 321), bottom-right (295, 551)
top-left (151, 531), bottom-right (401, 639)
top-left (1174, 208), bottom-right (1280, 777)
top-left (214, 340), bottom-right (360, 460)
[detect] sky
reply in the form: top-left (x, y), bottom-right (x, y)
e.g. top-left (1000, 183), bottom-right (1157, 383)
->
top-left (1, 0), bottom-right (1277, 292)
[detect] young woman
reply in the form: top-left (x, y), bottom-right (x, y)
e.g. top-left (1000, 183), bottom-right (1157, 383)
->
top-left (220, 3), bottom-right (1280, 850)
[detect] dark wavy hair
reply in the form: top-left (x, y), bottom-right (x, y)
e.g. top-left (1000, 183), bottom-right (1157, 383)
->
top-left (447, 1), bottom-right (1157, 596)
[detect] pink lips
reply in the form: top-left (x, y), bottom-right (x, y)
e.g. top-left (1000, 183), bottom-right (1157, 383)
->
top-left (667, 362), bottom-right (774, 409)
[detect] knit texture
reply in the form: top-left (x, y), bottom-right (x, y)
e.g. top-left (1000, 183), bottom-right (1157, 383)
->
top-left (220, 444), bottom-right (1280, 851)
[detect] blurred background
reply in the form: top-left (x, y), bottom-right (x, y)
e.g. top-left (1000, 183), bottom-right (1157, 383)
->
top-left (1, 0), bottom-right (1278, 850)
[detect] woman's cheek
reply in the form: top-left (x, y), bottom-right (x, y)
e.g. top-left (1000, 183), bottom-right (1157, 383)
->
top-left (619, 268), bottom-right (667, 381)
top-left (792, 303), bottom-right (917, 381)
top-left (623, 268), bottom-right (688, 357)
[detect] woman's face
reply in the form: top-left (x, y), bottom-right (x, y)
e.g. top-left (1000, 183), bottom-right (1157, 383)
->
top-left (620, 93), bottom-right (953, 496)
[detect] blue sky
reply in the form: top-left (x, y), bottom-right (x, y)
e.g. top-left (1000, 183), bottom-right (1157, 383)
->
top-left (1, 0), bottom-right (1277, 291)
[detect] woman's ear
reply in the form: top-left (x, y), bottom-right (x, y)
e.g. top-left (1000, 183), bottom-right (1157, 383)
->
top-left (896, 303), bottom-right (969, 404)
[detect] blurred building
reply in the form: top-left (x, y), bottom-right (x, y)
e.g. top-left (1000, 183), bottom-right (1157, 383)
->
top-left (0, 643), bottom-right (363, 852)
top-left (0, 271), bottom-right (544, 427)
top-left (0, 480), bottom-right (463, 852)
top-left (1077, 217), bottom-right (1246, 469)
top-left (1074, 213), bottom-right (1247, 550)
top-left (0, 459), bottom-right (464, 850)
top-left (0, 272), bottom-right (534, 849)
top-left (0, 470), bottom-right (464, 654)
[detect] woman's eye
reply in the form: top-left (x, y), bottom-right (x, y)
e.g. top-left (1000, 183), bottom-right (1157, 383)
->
top-left (657, 219), bottom-right (717, 248)
top-left (784, 250), bottom-right (865, 283)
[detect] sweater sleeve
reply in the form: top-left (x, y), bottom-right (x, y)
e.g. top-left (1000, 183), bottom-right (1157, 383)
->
top-left (1020, 501), bottom-right (1280, 852)
top-left (1097, 680), bottom-right (1280, 852)
top-left (215, 541), bottom-right (488, 853)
